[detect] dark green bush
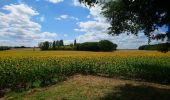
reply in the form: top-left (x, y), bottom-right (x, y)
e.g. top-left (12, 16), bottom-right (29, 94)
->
top-left (54, 46), bottom-right (74, 50)
top-left (77, 42), bottom-right (100, 51)
top-left (75, 40), bottom-right (117, 51)
top-left (138, 45), bottom-right (146, 50)
top-left (98, 40), bottom-right (117, 51)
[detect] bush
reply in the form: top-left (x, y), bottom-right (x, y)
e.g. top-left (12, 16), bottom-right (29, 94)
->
top-left (77, 42), bottom-right (100, 51)
top-left (138, 45), bottom-right (146, 50)
top-left (54, 46), bottom-right (74, 50)
top-left (75, 40), bottom-right (117, 51)
top-left (98, 40), bottom-right (117, 51)
top-left (138, 43), bottom-right (170, 52)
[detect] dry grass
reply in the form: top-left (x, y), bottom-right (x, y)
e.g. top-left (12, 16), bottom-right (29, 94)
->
top-left (4, 75), bottom-right (170, 100)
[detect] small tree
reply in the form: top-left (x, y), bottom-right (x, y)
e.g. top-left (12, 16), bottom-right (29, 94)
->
top-left (52, 41), bottom-right (56, 49)
top-left (59, 40), bottom-right (64, 46)
top-left (56, 40), bottom-right (59, 47)
top-left (74, 39), bottom-right (77, 46)
top-left (39, 41), bottom-right (50, 50)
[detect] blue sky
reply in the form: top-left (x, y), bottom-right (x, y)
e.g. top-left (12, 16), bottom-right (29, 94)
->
top-left (0, 0), bottom-right (167, 49)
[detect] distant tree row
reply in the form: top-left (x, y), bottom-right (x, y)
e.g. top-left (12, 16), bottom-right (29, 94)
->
top-left (138, 43), bottom-right (170, 53)
top-left (39, 40), bottom-right (64, 50)
top-left (39, 40), bottom-right (117, 52)
top-left (0, 46), bottom-right (11, 51)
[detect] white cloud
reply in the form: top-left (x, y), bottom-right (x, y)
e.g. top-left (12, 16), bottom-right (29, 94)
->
top-left (0, 4), bottom-right (58, 47)
top-left (73, 0), bottom-right (86, 8)
top-left (3, 4), bottom-right (39, 16)
top-left (63, 34), bottom-right (68, 37)
top-left (60, 15), bottom-right (69, 19)
top-left (64, 40), bottom-right (74, 45)
top-left (56, 14), bottom-right (79, 21)
top-left (48, 0), bottom-right (64, 4)
top-left (75, 21), bottom-right (109, 32)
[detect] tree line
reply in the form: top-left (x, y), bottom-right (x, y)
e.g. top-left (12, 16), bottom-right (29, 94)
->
top-left (138, 43), bottom-right (170, 53)
top-left (38, 40), bottom-right (65, 50)
top-left (39, 40), bottom-right (117, 51)
top-left (0, 46), bottom-right (11, 51)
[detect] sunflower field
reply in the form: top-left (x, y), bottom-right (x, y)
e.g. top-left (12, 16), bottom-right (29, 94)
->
top-left (0, 50), bottom-right (170, 91)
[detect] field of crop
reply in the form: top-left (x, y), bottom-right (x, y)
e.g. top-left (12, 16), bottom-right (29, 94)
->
top-left (0, 49), bottom-right (170, 94)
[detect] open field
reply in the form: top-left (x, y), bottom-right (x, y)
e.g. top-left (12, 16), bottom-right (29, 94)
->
top-left (0, 49), bottom-right (170, 99)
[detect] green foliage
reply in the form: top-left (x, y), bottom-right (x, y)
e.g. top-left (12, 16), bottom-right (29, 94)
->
top-left (138, 43), bottom-right (170, 53)
top-left (76, 40), bottom-right (117, 51)
top-left (80, 0), bottom-right (170, 42)
top-left (39, 40), bottom-right (117, 52)
top-left (54, 46), bottom-right (75, 50)
top-left (102, 0), bottom-right (164, 36)
top-left (79, 0), bottom-right (99, 6)
top-left (77, 42), bottom-right (100, 51)
top-left (98, 40), bottom-right (117, 51)
top-left (39, 40), bottom-right (65, 50)
top-left (59, 40), bottom-right (64, 46)
top-left (39, 41), bottom-right (50, 50)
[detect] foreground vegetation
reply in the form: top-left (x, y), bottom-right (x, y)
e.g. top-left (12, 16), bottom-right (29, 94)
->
top-left (0, 50), bottom-right (170, 96)
top-left (4, 75), bottom-right (170, 100)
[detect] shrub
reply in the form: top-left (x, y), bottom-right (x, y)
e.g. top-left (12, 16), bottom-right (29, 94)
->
top-left (54, 46), bottom-right (74, 50)
top-left (77, 42), bottom-right (100, 51)
top-left (98, 40), bottom-right (117, 51)
top-left (138, 45), bottom-right (146, 50)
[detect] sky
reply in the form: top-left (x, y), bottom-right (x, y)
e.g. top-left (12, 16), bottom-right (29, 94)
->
top-left (0, 0), bottom-right (167, 49)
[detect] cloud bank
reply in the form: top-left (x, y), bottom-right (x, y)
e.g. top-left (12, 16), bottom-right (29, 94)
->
top-left (0, 4), bottom-right (58, 46)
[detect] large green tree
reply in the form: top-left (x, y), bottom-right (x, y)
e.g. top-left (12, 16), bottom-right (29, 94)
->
top-left (79, 0), bottom-right (170, 43)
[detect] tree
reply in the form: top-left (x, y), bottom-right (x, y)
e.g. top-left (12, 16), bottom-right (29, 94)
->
top-left (52, 41), bottom-right (56, 49)
top-left (56, 40), bottom-right (59, 47)
top-left (74, 39), bottom-right (77, 46)
top-left (77, 42), bottom-right (100, 51)
top-left (98, 40), bottom-right (117, 51)
top-left (59, 40), bottom-right (64, 46)
top-left (39, 41), bottom-right (50, 50)
top-left (79, 0), bottom-right (170, 43)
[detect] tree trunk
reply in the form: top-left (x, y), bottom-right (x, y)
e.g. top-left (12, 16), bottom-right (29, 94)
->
top-left (167, 25), bottom-right (170, 43)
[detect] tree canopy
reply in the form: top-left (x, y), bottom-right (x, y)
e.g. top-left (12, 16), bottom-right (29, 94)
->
top-left (79, 0), bottom-right (170, 43)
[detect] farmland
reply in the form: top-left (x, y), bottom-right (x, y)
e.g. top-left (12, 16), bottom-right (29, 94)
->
top-left (1, 49), bottom-right (170, 99)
